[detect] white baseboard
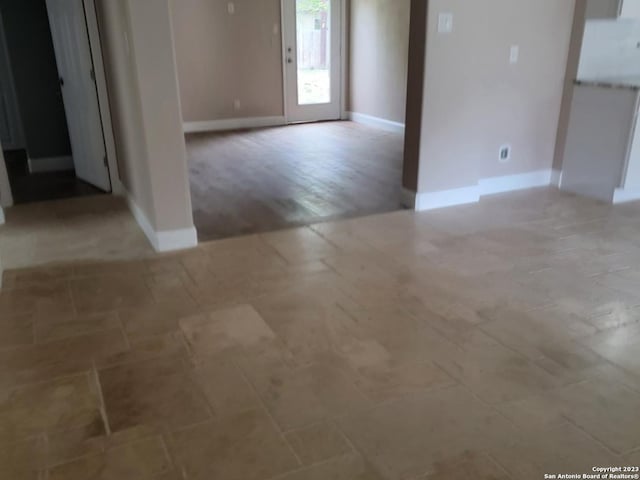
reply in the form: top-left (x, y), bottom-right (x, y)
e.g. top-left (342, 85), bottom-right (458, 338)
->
top-left (184, 116), bottom-right (286, 134)
top-left (407, 169), bottom-right (553, 212)
top-left (28, 155), bottom-right (74, 173)
top-left (154, 227), bottom-right (199, 252)
top-left (413, 184), bottom-right (481, 211)
top-left (0, 206), bottom-right (4, 225)
top-left (125, 192), bottom-right (198, 252)
top-left (613, 187), bottom-right (640, 204)
top-left (551, 169), bottom-right (563, 188)
top-left (479, 169), bottom-right (552, 196)
top-left (347, 111), bottom-right (405, 134)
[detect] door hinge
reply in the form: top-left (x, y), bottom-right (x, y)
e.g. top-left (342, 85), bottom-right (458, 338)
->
top-left (90, 68), bottom-right (96, 82)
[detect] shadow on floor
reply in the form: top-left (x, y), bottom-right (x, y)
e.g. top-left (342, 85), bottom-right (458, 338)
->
top-left (4, 149), bottom-right (104, 205)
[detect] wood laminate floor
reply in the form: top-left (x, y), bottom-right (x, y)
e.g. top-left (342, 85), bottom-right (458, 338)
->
top-left (2, 188), bottom-right (640, 479)
top-left (186, 121), bottom-right (404, 241)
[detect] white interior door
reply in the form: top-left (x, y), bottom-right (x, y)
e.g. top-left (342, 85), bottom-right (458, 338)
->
top-left (283, 0), bottom-right (341, 123)
top-left (46, 0), bottom-right (111, 191)
top-left (0, 11), bottom-right (24, 151)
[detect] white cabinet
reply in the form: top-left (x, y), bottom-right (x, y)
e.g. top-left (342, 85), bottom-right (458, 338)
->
top-left (586, 0), bottom-right (640, 19)
top-left (623, 119), bottom-right (640, 190)
top-left (561, 84), bottom-right (639, 203)
top-left (620, 0), bottom-right (640, 18)
top-left (586, 0), bottom-right (621, 19)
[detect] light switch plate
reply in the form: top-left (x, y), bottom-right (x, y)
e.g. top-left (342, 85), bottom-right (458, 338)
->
top-left (438, 13), bottom-right (453, 34)
top-left (227, 2), bottom-right (235, 14)
top-left (510, 45), bottom-right (520, 64)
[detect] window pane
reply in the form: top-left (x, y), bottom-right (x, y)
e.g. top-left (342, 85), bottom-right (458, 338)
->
top-left (296, 0), bottom-right (330, 105)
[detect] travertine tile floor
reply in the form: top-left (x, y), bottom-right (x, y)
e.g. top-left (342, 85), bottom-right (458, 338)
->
top-left (1, 188), bottom-right (640, 479)
top-left (0, 195), bottom-right (154, 271)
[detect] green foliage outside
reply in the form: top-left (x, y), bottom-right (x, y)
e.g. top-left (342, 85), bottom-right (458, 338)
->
top-left (297, 0), bottom-right (329, 14)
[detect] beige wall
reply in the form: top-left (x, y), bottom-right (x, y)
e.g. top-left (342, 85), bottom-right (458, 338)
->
top-left (173, 0), bottom-right (410, 124)
top-left (97, 0), bottom-right (194, 233)
top-left (97, 0), bottom-right (155, 224)
top-left (349, 0), bottom-right (411, 123)
top-left (553, 0), bottom-right (587, 171)
top-left (171, 0), bottom-right (284, 122)
top-left (127, 0), bottom-right (194, 232)
top-left (408, 0), bottom-right (575, 193)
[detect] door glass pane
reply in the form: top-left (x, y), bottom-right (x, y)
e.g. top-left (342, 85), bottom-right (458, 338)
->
top-left (296, 0), bottom-right (330, 105)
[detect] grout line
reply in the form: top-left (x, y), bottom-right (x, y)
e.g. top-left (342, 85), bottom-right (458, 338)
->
top-left (485, 452), bottom-right (517, 480)
top-left (90, 362), bottom-right (112, 437)
top-left (560, 414), bottom-right (623, 457)
top-left (169, 416), bottom-right (217, 435)
top-left (180, 357), bottom-right (215, 421)
top-left (41, 432), bottom-right (49, 480)
top-left (0, 370), bottom-right (93, 396)
top-left (262, 452), bottom-right (354, 480)
top-left (115, 312), bottom-right (131, 351)
top-left (45, 446), bottom-right (106, 471)
top-left (66, 278), bottom-right (79, 318)
top-left (624, 445), bottom-right (640, 457)
top-left (158, 434), bottom-right (177, 476)
top-left (234, 358), bottom-right (304, 467)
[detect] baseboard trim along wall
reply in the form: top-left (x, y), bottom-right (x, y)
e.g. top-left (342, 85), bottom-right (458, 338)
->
top-left (405, 169), bottom-right (554, 212)
top-left (613, 187), bottom-right (640, 204)
top-left (347, 111), bottom-right (405, 134)
top-left (28, 156), bottom-right (74, 173)
top-left (478, 169), bottom-right (553, 196)
top-left (125, 192), bottom-right (198, 252)
top-left (407, 184), bottom-right (481, 211)
top-left (551, 169), bottom-right (563, 188)
top-left (183, 116), bottom-right (286, 134)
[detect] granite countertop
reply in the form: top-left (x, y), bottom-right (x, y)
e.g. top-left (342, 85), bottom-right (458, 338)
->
top-left (575, 76), bottom-right (640, 90)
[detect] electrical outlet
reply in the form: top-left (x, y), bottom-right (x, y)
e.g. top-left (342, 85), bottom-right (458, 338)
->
top-left (499, 145), bottom-right (511, 163)
top-left (233, 99), bottom-right (241, 111)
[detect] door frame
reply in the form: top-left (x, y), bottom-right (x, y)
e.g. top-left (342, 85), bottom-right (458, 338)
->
top-left (0, 0), bottom-right (121, 207)
top-left (280, 0), bottom-right (348, 123)
top-left (82, 0), bottom-right (122, 194)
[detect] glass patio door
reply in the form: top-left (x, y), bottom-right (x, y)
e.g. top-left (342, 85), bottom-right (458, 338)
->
top-left (283, 0), bottom-right (341, 123)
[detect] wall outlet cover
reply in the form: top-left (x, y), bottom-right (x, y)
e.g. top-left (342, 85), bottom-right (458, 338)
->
top-left (499, 145), bottom-right (512, 163)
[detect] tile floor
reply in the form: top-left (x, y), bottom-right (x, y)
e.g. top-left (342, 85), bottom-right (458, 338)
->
top-left (0, 195), bottom-right (154, 271)
top-left (4, 149), bottom-right (105, 205)
top-left (1, 188), bottom-right (640, 479)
